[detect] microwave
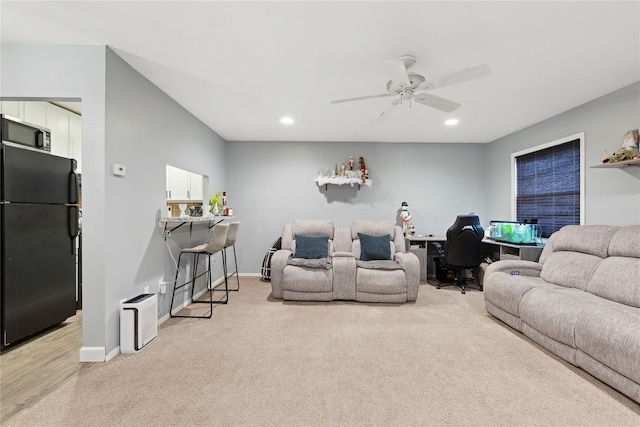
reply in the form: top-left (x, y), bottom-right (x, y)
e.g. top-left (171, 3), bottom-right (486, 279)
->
top-left (1, 114), bottom-right (51, 152)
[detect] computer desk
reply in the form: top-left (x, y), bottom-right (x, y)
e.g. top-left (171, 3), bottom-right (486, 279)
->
top-left (481, 238), bottom-right (545, 262)
top-left (404, 236), bottom-right (445, 283)
top-left (405, 235), bottom-right (545, 283)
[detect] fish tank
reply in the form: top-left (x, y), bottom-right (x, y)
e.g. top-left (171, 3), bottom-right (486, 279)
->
top-left (488, 221), bottom-right (540, 245)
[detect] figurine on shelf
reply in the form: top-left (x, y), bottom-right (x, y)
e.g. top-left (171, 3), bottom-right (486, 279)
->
top-left (611, 149), bottom-right (638, 163)
top-left (599, 151), bottom-right (610, 164)
top-left (348, 156), bottom-right (355, 170)
top-left (333, 164), bottom-right (339, 177)
top-left (361, 168), bottom-right (369, 183)
top-left (359, 156), bottom-right (366, 171)
top-left (340, 163), bottom-right (347, 177)
top-left (622, 129), bottom-right (639, 152)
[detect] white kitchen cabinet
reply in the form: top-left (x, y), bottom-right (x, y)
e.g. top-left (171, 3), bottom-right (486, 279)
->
top-left (47, 105), bottom-right (70, 158)
top-left (1, 102), bottom-right (81, 166)
top-left (24, 102), bottom-right (48, 128)
top-left (1, 101), bottom-right (24, 119)
top-left (69, 113), bottom-right (82, 172)
top-left (189, 172), bottom-right (203, 200)
top-left (165, 166), bottom-right (172, 199)
top-left (168, 167), bottom-right (190, 200)
top-left (166, 166), bottom-right (203, 201)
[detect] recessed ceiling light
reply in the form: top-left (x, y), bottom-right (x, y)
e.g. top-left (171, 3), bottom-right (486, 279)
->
top-left (280, 116), bottom-right (294, 125)
top-left (445, 119), bottom-right (459, 126)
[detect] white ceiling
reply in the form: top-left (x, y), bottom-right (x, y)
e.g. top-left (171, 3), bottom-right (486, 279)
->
top-left (1, 1), bottom-right (639, 143)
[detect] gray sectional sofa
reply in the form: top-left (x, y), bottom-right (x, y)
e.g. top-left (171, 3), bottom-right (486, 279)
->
top-left (271, 219), bottom-right (420, 303)
top-left (483, 224), bottom-right (640, 403)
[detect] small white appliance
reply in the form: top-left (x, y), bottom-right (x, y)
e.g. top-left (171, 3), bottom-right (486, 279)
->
top-left (120, 293), bottom-right (158, 353)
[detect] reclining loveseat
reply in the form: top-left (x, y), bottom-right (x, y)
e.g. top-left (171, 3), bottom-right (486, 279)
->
top-left (270, 219), bottom-right (420, 303)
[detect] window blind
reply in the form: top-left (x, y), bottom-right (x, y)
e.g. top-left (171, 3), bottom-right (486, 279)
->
top-left (515, 139), bottom-right (580, 238)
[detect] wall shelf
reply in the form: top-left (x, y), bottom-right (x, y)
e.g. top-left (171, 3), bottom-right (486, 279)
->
top-left (158, 215), bottom-right (233, 239)
top-left (314, 176), bottom-right (372, 190)
top-left (590, 158), bottom-right (640, 168)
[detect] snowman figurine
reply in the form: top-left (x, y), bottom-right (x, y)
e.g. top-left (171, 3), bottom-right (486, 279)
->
top-left (400, 201), bottom-right (413, 235)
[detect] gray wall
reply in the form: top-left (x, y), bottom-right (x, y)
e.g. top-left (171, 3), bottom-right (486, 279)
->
top-left (104, 49), bottom-right (227, 352)
top-left (3, 43), bottom-right (637, 360)
top-left (485, 82), bottom-right (640, 225)
top-left (226, 141), bottom-right (487, 274)
top-left (1, 44), bottom-right (109, 359)
top-left (1, 45), bottom-right (227, 359)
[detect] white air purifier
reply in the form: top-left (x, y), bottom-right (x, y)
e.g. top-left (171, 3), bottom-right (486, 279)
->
top-left (120, 293), bottom-right (158, 353)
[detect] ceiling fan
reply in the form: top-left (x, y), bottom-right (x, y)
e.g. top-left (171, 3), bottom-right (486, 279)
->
top-left (330, 55), bottom-right (491, 121)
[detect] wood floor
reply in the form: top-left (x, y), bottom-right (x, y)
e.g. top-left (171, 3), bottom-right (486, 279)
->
top-left (0, 311), bottom-right (85, 424)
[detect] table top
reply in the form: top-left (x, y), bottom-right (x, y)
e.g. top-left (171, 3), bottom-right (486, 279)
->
top-left (405, 235), bottom-right (446, 242)
top-left (482, 238), bottom-right (545, 248)
top-left (406, 235), bottom-right (545, 248)
top-left (160, 215), bottom-right (233, 224)
top-left (158, 215), bottom-right (235, 231)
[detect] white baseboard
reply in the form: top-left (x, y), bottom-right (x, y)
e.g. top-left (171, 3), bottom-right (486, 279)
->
top-left (158, 312), bottom-right (171, 325)
top-left (82, 275), bottom-right (256, 360)
top-left (159, 276), bottom-right (226, 325)
top-left (106, 346), bottom-right (120, 361)
top-left (79, 346), bottom-right (105, 362)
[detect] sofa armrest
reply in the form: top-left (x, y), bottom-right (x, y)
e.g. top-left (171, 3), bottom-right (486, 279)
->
top-left (485, 260), bottom-right (543, 278)
top-left (333, 227), bottom-right (353, 253)
top-left (332, 255), bottom-right (356, 300)
top-left (270, 249), bottom-right (292, 299)
top-left (394, 251), bottom-right (420, 302)
top-left (333, 251), bottom-right (354, 258)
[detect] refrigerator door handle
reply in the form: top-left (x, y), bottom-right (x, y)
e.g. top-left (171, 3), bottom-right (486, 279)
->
top-left (67, 204), bottom-right (80, 255)
top-left (69, 170), bottom-right (79, 204)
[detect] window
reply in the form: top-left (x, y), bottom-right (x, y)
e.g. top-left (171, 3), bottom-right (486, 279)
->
top-left (511, 133), bottom-right (585, 238)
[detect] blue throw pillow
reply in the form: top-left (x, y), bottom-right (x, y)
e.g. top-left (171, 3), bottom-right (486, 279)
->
top-left (358, 233), bottom-right (391, 261)
top-left (294, 235), bottom-right (328, 259)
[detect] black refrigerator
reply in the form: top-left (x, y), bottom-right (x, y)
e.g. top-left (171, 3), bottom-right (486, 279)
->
top-left (1, 143), bottom-right (80, 348)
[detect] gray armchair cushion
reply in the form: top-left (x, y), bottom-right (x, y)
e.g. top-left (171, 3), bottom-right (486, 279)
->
top-left (293, 219), bottom-right (334, 238)
top-left (540, 251), bottom-right (602, 291)
top-left (287, 257), bottom-right (331, 269)
top-left (547, 225), bottom-right (618, 258)
top-left (608, 225), bottom-right (640, 258)
top-left (358, 233), bottom-right (391, 260)
top-left (356, 260), bottom-right (404, 270)
top-left (294, 235), bottom-right (328, 259)
top-left (587, 256), bottom-right (640, 308)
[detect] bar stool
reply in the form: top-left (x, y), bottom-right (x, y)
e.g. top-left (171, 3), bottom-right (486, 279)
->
top-left (170, 223), bottom-right (229, 318)
top-left (220, 221), bottom-right (240, 292)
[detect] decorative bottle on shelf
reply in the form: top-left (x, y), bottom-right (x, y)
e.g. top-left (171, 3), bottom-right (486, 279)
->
top-left (222, 191), bottom-right (227, 215)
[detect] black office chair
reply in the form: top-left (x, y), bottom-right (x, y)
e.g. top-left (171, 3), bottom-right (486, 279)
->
top-left (435, 215), bottom-right (485, 294)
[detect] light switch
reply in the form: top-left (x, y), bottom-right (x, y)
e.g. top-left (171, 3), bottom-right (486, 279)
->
top-left (112, 164), bottom-right (126, 177)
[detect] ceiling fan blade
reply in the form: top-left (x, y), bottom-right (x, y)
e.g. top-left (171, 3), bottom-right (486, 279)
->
top-left (375, 99), bottom-right (402, 123)
top-left (414, 93), bottom-right (461, 113)
top-left (420, 64), bottom-right (491, 91)
top-left (331, 93), bottom-right (394, 104)
top-left (383, 59), bottom-right (410, 85)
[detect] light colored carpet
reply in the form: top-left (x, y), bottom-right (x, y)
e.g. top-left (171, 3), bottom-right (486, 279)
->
top-left (6, 277), bottom-right (639, 426)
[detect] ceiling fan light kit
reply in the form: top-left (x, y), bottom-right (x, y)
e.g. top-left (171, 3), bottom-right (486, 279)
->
top-left (331, 55), bottom-right (491, 120)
